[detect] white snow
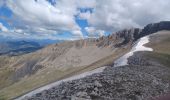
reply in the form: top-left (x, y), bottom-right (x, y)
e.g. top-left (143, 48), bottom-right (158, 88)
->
top-left (15, 66), bottom-right (106, 100)
top-left (114, 36), bottom-right (153, 67)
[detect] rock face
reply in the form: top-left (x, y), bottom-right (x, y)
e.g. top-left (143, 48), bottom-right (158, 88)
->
top-left (114, 28), bottom-right (141, 46)
top-left (137, 21), bottom-right (170, 40)
top-left (114, 21), bottom-right (170, 42)
top-left (99, 21), bottom-right (170, 47)
top-left (110, 21), bottom-right (170, 42)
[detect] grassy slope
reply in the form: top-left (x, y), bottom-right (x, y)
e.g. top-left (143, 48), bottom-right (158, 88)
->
top-left (0, 46), bottom-right (130, 99)
top-left (146, 52), bottom-right (170, 67)
top-left (0, 56), bottom-right (15, 100)
top-left (0, 56), bottom-right (16, 89)
top-left (146, 31), bottom-right (170, 67)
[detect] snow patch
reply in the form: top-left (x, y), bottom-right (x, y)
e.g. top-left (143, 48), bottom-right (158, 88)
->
top-left (114, 36), bottom-right (153, 67)
top-left (15, 66), bottom-right (106, 100)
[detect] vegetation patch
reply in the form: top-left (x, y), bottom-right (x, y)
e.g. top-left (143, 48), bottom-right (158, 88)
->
top-left (146, 52), bottom-right (170, 67)
top-left (0, 95), bottom-right (6, 100)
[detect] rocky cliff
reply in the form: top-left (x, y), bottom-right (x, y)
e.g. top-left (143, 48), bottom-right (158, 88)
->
top-left (137, 21), bottom-right (170, 40)
top-left (98, 21), bottom-right (170, 47)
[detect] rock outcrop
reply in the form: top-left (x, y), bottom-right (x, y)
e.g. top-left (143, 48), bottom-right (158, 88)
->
top-left (114, 28), bottom-right (141, 47)
top-left (136, 21), bottom-right (170, 40)
top-left (97, 21), bottom-right (170, 47)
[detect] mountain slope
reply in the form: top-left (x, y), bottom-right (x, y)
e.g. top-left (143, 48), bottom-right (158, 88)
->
top-left (1, 21), bottom-right (170, 99)
top-left (20, 27), bottom-right (170, 100)
top-left (0, 30), bottom-right (133, 99)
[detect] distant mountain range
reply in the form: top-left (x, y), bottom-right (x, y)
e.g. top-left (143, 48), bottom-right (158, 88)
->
top-left (0, 40), bottom-right (41, 56)
top-left (0, 39), bottom-right (64, 56)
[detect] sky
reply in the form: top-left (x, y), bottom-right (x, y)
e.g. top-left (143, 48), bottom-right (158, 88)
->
top-left (0, 0), bottom-right (170, 40)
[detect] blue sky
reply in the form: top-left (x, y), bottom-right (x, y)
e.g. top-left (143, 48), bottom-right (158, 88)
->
top-left (0, 0), bottom-right (107, 40)
top-left (0, 0), bottom-right (170, 40)
top-left (0, 6), bottom-right (12, 28)
top-left (0, 4), bottom-right (81, 40)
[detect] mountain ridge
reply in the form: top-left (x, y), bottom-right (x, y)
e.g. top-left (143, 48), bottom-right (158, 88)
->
top-left (19, 22), bottom-right (170, 100)
top-left (0, 21), bottom-right (170, 99)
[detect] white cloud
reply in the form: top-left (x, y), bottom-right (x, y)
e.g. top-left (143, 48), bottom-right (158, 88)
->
top-left (0, 23), bottom-right (8, 32)
top-left (6, 0), bottom-right (84, 37)
top-left (78, 11), bottom-right (91, 20)
top-left (5, 0), bottom-right (96, 39)
top-left (14, 29), bottom-right (23, 33)
top-left (85, 27), bottom-right (104, 38)
top-left (2, 0), bottom-right (170, 40)
top-left (76, 0), bottom-right (96, 8)
top-left (0, 30), bottom-right (60, 40)
top-left (86, 0), bottom-right (170, 32)
top-left (98, 30), bottom-right (105, 37)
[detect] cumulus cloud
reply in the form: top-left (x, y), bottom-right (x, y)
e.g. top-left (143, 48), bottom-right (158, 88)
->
top-left (86, 0), bottom-right (170, 31)
top-left (6, 0), bottom-right (83, 37)
top-left (4, 0), bottom-right (98, 39)
top-left (1, 0), bottom-right (170, 40)
top-left (85, 27), bottom-right (104, 38)
top-left (0, 23), bottom-right (8, 32)
top-left (78, 11), bottom-right (91, 20)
